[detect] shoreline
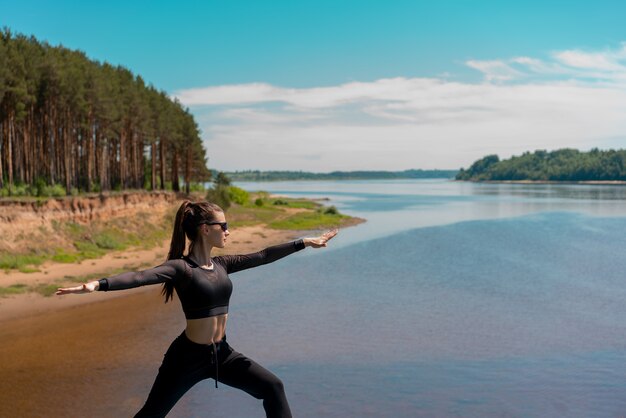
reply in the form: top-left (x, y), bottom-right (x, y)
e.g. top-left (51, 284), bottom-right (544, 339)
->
top-left (0, 225), bottom-right (308, 323)
top-left (0, 187), bottom-right (365, 321)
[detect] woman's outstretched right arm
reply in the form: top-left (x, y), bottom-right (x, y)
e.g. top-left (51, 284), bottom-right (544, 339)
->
top-left (56, 280), bottom-right (100, 295)
top-left (55, 260), bottom-right (187, 296)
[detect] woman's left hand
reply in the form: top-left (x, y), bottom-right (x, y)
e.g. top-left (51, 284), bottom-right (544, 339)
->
top-left (304, 229), bottom-right (338, 248)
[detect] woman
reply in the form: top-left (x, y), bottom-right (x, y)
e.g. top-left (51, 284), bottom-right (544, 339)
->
top-left (56, 200), bottom-right (338, 418)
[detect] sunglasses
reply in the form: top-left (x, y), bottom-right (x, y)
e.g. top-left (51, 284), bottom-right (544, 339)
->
top-left (201, 221), bottom-right (229, 232)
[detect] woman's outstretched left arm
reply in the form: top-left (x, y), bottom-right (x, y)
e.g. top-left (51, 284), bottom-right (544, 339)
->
top-left (302, 229), bottom-right (338, 248)
top-left (220, 229), bottom-right (339, 273)
top-left (55, 281), bottom-right (100, 295)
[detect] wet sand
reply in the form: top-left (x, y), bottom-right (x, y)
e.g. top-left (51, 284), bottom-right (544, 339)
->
top-left (0, 287), bottom-right (188, 417)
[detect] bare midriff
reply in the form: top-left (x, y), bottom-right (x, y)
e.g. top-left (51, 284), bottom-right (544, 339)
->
top-left (185, 314), bottom-right (228, 345)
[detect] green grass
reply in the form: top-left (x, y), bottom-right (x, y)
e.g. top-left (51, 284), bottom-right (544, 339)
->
top-left (93, 232), bottom-right (125, 250)
top-left (0, 283), bottom-right (29, 296)
top-left (18, 266), bottom-right (41, 273)
top-left (0, 265), bottom-right (154, 298)
top-left (52, 251), bottom-right (82, 263)
top-left (227, 204), bottom-right (283, 227)
top-left (0, 254), bottom-right (47, 272)
top-left (268, 211), bottom-right (350, 230)
top-left (226, 193), bottom-right (356, 231)
top-left (269, 198), bottom-right (319, 209)
top-left (0, 279), bottom-right (68, 298)
top-left (33, 283), bottom-right (61, 297)
top-left (2, 211), bottom-right (172, 273)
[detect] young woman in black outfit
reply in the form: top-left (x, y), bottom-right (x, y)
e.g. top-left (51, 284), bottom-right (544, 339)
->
top-left (56, 200), bottom-right (338, 418)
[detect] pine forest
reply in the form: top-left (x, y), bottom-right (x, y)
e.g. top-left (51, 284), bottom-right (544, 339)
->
top-left (0, 29), bottom-right (211, 197)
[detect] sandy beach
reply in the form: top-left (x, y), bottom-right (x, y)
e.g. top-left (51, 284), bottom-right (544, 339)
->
top-left (0, 225), bottom-right (306, 417)
top-left (0, 225), bottom-right (301, 321)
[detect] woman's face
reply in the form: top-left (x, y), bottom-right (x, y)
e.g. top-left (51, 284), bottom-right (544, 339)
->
top-left (202, 211), bottom-right (230, 248)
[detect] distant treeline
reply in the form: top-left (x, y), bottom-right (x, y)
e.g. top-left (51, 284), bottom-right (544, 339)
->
top-left (456, 148), bottom-right (626, 181)
top-left (0, 29), bottom-right (210, 196)
top-left (224, 169), bottom-right (459, 181)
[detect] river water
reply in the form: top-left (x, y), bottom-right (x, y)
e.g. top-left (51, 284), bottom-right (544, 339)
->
top-left (186, 179), bottom-right (626, 418)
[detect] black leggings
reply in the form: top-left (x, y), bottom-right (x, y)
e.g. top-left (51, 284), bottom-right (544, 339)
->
top-left (135, 332), bottom-right (292, 418)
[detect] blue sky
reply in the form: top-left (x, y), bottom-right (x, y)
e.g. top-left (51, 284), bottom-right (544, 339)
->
top-left (3, 1), bottom-right (626, 171)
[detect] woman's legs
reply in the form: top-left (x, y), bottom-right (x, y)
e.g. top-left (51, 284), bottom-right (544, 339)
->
top-left (134, 364), bottom-right (205, 418)
top-left (134, 333), bottom-right (292, 418)
top-left (218, 346), bottom-right (293, 418)
top-left (135, 332), bottom-right (211, 418)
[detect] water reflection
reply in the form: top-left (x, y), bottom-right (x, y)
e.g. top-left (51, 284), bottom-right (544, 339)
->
top-left (235, 179), bottom-right (626, 203)
top-left (471, 182), bottom-right (626, 200)
top-left (234, 179), bottom-right (626, 248)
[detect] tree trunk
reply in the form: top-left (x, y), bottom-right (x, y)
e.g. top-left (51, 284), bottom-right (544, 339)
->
top-left (136, 132), bottom-right (143, 189)
top-left (14, 116), bottom-right (23, 185)
top-left (100, 137), bottom-right (109, 192)
top-left (151, 141), bottom-right (156, 191)
top-left (86, 111), bottom-right (94, 192)
top-left (7, 111), bottom-right (14, 195)
top-left (28, 105), bottom-right (35, 185)
top-left (134, 131), bottom-right (142, 189)
top-left (184, 144), bottom-right (191, 195)
top-left (159, 139), bottom-right (165, 190)
top-left (0, 117), bottom-right (5, 189)
top-left (171, 147), bottom-right (179, 192)
top-left (47, 103), bottom-right (55, 184)
top-left (63, 110), bottom-right (71, 195)
top-left (110, 137), bottom-right (118, 190)
top-left (23, 107), bottom-right (32, 185)
top-left (129, 128), bottom-right (136, 189)
top-left (139, 135), bottom-right (145, 189)
top-left (119, 128), bottom-right (126, 190)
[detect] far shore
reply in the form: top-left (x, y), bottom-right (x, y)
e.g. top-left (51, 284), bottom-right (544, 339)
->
top-left (456, 179), bottom-right (626, 185)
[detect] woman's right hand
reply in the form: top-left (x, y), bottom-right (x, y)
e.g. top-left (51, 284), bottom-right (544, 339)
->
top-left (56, 280), bottom-right (99, 295)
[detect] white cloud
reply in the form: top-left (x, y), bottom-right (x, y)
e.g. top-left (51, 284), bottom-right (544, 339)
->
top-left (174, 44), bottom-right (626, 172)
top-left (175, 83), bottom-right (285, 106)
top-left (176, 77), bottom-right (445, 109)
top-left (555, 50), bottom-right (624, 71)
top-left (465, 60), bottom-right (524, 82)
top-left (467, 44), bottom-right (626, 83)
top-left (553, 44), bottom-right (626, 73)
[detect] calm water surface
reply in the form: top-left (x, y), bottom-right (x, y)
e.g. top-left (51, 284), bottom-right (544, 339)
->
top-left (183, 180), bottom-right (626, 418)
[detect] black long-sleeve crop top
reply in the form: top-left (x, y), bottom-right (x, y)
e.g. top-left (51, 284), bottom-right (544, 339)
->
top-left (97, 240), bottom-right (305, 319)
